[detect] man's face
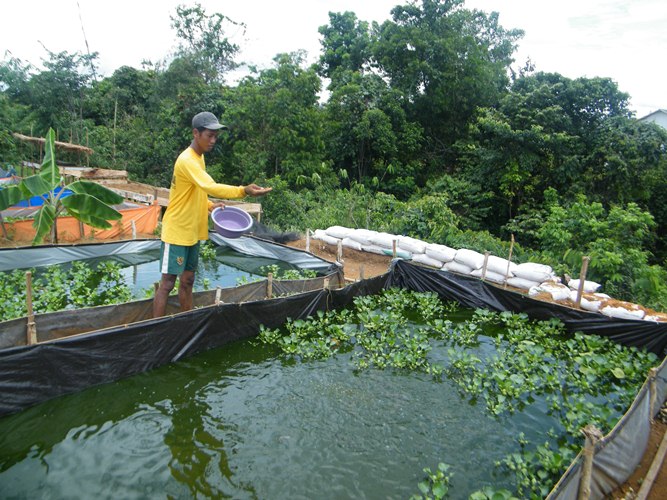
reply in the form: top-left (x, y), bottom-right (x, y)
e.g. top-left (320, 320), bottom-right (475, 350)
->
top-left (194, 128), bottom-right (219, 152)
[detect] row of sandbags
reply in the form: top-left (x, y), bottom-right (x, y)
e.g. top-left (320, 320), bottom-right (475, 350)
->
top-left (312, 226), bottom-right (667, 323)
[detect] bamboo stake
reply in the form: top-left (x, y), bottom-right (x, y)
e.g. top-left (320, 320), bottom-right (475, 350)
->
top-left (359, 264), bottom-right (365, 281)
top-left (337, 239), bottom-right (343, 262)
top-left (131, 219), bottom-right (137, 239)
top-left (578, 425), bottom-right (602, 500)
top-left (481, 252), bottom-right (490, 280)
top-left (392, 239), bottom-right (397, 259)
top-left (575, 256), bottom-right (591, 308)
top-left (267, 272), bottom-right (273, 299)
top-left (504, 234), bottom-right (515, 288)
top-left (305, 229), bottom-right (310, 253)
top-left (215, 287), bottom-right (222, 305)
top-left (26, 271), bottom-right (37, 345)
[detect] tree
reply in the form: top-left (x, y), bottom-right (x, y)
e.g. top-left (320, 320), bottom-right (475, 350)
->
top-left (318, 11), bottom-right (372, 82)
top-left (170, 2), bottom-right (244, 83)
top-left (0, 129), bottom-right (123, 244)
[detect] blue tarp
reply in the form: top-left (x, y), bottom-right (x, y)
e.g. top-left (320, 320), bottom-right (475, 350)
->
top-left (14, 186), bottom-right (73, 207)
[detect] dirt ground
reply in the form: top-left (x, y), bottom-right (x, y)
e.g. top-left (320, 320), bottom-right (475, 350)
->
top-left (286, 237), bottom-right (667, 499)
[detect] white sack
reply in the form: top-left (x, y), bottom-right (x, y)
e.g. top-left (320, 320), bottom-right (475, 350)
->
top-left (528, 282), bottom-right (571, 301)
top-left (398, 236), bottom-right (427, 254)
top-left (484, 255), bottom-right (517, 277)
top-left (411, 253), bottom-right (444, 268)
top-left (361, 244), bottom-right (388, 255)
top-left (471, 268), bottom-right (507, 284)
top-left (325, 225), bottom-right (353, 239)
top-left (567, 279), bottom-right (602, 293)
top-left (425, 243), bottom-right (456, 263)
top-left (454, 249), bottom-right (485, 270)
top-left (381, 248), bottom-right (412, 260)
top-left (369, 232), bottom-right (398, 249)
top-left (514, 262), bottom-right (554, 283)
top-left (341, 237), bottom-right (362, 251)
top-left (444, 260), bottom-right (474, 275)
top-left (347, 228), bottom-right (378, 246)
top-left (568, 290), bottom-right (604, 312)
top-left (506, 277), bottom-right (541, 291)
top-left (312, 229), bottom-right (339, 246)
top-left (600, 305), bottom-right (645, 321)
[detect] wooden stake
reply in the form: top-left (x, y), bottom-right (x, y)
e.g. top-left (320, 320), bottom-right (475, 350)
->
top-left (131, 219), bottom-right (137, 239)
top-left (481, 251), bottom-right (490, 280)
top-left (575, 256), bottom-right (591, 308)
top-left (215, 287), bottom-right (222, 305)
top-left (305, 229), bottom-right (310, 253)
top-left (267, 272), bottom-right (273, 299)
top-left (649, 367), bottom-right (658, 424)
top-left (26, 271), bottom-right (37, 345)
top-left (359, 264), bottom-right (365, 281)
top-left (578, 425), bottom-right (602, 500)
top-left (337, 239), bottom-right (343, 262)
top-left (0, 213), bottom-right (8, 239)
top-left (392, 239), bottom-right (397, 259)
top-left (504, 234), bottom-right (515, 288)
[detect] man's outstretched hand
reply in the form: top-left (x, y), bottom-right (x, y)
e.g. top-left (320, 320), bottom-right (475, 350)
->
top-left (244, 184), bottom-right (273, 196)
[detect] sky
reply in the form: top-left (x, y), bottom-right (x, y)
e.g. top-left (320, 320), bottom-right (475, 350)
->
top-left (0, 0), bottom-right (665, 117)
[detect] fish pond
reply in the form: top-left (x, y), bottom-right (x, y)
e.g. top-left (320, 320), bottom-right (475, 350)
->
top-left (0, 289), bottom-right (657, 498)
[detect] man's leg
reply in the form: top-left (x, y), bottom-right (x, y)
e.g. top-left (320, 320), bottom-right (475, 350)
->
top-left (178, 270), bottom-right (196, 312)
top-left (153, 273), bottom-right (177, 317)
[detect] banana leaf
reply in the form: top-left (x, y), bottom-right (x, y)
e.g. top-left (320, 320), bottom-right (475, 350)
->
top-left (22, 128), bottom-right (59, 197)
top-left (0, 185), bottom-right (25, 211)
top-left (68, 180), bottom-right (124, 205)
top-left (31, 204), bottom-right (56, 245)
top-left (61, 193), bottom-right (122, 226)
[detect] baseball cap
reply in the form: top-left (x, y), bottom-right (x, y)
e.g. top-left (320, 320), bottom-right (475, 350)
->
top-left (192, 111), bottom-right (228, 130)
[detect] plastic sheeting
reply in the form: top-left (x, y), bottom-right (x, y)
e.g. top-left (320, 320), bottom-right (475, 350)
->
top-left (387, 260), bottom-right (667, 357)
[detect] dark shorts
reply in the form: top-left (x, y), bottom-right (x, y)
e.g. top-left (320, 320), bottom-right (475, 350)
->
top-left (159, 241), bottom-right (200, 275)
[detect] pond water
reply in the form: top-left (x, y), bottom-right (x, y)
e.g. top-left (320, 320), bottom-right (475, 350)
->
top-left (0, 333), bottom-right (558, 499)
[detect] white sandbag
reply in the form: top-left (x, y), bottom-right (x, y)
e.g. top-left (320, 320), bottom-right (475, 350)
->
top-left (341, 237), bottom-right (362, 251)
top-left (425, 243), bottom-right (456, 263)
top-left (398, 236), bottom-right (427, 255)
top-left (312, 229), bottom-right (339, 246)
top-left (325, 225), bottom-right (353, 239)
top-left (381, 248), bottom-right (412, 260)
top-left (471, 268), bottom-right (507, 284)
top-left (600, 305), bottom-right (645, 321)
top-left (644, 313), bottom-right (667, 322)
top-left (361, 244), bottom-right (388, 255)
top-left (514, 262), bottom-right (554, 282)
top-left (454, 249), bottom-right (485, 270)
top-left (411, 253), bottom-right (444, 268)
top-left (444, 260), bottom-right (474, 275)
top-left (506, 277), bottom-right (541, 291)
top-left (347, 228), bottom-right (378, 246)
top-left (568, 290), bottom-right (604, 312)
top-left (484, 255), bottom-right (517, 277)
top-left (369, 232), bottom-right (398, 249)
top-left (567, 279), bottom-right (602, 293)
top-left (528, 282), bottom-right (571, 301)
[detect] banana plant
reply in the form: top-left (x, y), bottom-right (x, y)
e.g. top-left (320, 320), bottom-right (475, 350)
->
top-left (0, 128), bottom-right (123, 244)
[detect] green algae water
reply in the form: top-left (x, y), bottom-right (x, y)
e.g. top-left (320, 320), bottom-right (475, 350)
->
top-left (0, 338), bottom-right (552, 499)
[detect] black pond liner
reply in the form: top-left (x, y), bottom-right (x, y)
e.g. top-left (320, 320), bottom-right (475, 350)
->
top-left (1, 253), bottom-right (666, 498)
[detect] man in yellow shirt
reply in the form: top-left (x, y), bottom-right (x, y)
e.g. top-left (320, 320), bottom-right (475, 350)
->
top-left (153, 111), bottom-right (271, 317)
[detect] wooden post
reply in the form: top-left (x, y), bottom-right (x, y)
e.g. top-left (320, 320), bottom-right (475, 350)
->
top-left (575, 256), bottom-right (591, 308)
top-left (305, 229), bottom-right (310, 253)
top-left (215, 287), bottom-right (222, 305)
top-left (481, 252), bottom-right (490, 280)
top-left (337, 239), bottom-right (343, 262)
top-left (79, 220), bottom-right (85, 238)
top-left (578, 425), bottom-right (602, 500)
top-left (0, 213), bottom-right (8, 239)
top-left (649, 367), bottom-right (658, 423)
top-left (267, 272), bottom-right (273, 299)
top-left (392, 239), bottom-right (397, 259)
top-left (504, 234), bottom-right (515, 288)
top-left (26, 272), bottom-right (37, 345)
top-left (359, 264), bottom-right (365, 281)
top-left (323, 277), bottom-right (330, 290)
top-left (131, 219), bottom-right (137, 239)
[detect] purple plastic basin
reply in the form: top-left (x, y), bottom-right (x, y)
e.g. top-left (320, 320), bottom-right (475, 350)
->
top-left (211, 206), bottom-right (253, 238)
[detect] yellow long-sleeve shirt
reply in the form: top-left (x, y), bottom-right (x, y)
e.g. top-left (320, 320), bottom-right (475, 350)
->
top-left (161, 147), bottom-right (246, 246)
